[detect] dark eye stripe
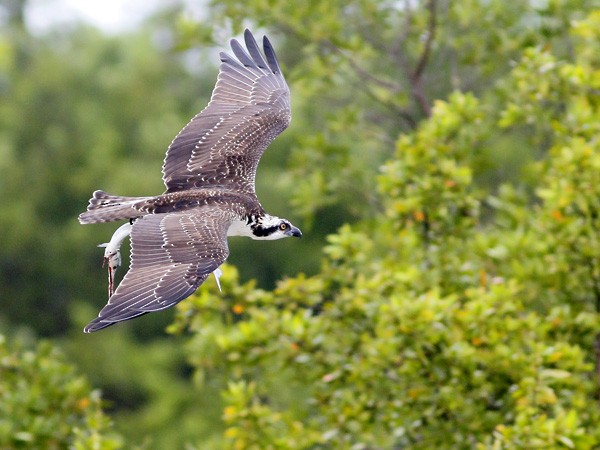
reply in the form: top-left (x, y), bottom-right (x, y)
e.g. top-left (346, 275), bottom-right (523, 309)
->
top-left (252, 224), bottom-right (279, 237)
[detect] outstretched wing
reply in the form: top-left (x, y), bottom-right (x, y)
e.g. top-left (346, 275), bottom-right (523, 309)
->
top-left (84, 206), bottom-right (234, 332)
top-left (162, 29), bottom-right (291, 194)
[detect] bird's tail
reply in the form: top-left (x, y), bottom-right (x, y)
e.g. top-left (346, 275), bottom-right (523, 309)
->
top-left (79, 190), bottom-right (151, 224)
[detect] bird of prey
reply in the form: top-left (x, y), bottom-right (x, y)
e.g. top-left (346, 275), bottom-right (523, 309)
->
top-left (79, 29), bottom-right (301, 333)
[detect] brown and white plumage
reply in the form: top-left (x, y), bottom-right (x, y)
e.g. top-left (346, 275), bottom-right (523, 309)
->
top-left (80, 30), bottom-right (301, 333)
top-left (162, 29), bottom-right (290, 194)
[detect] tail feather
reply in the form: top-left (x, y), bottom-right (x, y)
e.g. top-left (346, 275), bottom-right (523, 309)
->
top-left (79, 190), bottom-right (149, 224)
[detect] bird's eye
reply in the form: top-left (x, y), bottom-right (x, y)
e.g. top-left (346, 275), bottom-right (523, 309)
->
top-left (279, 222), bottom-right (288, 231)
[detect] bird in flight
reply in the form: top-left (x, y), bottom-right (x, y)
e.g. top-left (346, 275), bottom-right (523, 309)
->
top-left (79, 29), bottom-right (301, 332)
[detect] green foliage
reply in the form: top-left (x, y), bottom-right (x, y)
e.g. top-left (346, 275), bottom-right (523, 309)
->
top-left (0, 333), bottom-right (122, 449)
top-left (2, 0), bottom-right (600, 448)
top-left (174, 0), bottom-right (597, 225)
top-left (59, 303), bottom-right (227, 449)
top-left (0, 15), bottom-right (320, 336)
top-left (0, 24), bottom-right (202, 334)
top-left (168, 4), bottom-right (600, 448)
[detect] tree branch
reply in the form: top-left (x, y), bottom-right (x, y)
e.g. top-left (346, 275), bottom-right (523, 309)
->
top-left (412, 0), bottom-right (438, 82)
top-left (325, 41), bottom-right (402, 93)
top-left (410, 0), bottom-right (437, 117)
top-left (324, 40), bottom-right (417, 128)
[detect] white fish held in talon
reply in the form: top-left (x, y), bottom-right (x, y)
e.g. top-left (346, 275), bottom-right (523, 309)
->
top-left (79, 29), bottom-right (301, 332)
top-left (97, 222), bottom-right (132, 297)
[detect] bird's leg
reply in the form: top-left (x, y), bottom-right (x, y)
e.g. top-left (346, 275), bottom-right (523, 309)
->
top-left (98, 222), bottom-right (132, 298)
top-left (213, 267), bottom-right (223, 292)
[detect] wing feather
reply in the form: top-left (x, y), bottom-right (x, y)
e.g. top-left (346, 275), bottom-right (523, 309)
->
top-left (162, 29), bottom-right (291, 194)
top-left (84, 206), bottom-right (234, 332)
top-left (242, 31), bottom-right (269, 70)
top-left (263, 36), bottom-right (282, 74)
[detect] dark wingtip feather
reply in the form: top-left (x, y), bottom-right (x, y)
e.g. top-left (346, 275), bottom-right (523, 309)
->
top-left (219, 51), bottom-right (231, 62)
top-left (219, 51), bottom-right (246, 71)
top-left (244, 29), bottom-right (268, 69)
top-left (230, 37), bottom-right (257, 69)
top-left (263, 35), bottom-right (281, 74)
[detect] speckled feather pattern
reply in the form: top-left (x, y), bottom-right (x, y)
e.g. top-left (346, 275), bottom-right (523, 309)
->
top-left (84, 206), bottom-right (235, 331)
top-left (80, 30), bottom-right (294, 332)
top-left (162, 30), bottom-right (290, 194)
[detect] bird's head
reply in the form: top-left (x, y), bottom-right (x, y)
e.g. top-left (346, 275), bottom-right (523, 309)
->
top-left (251, 215), bottom-right (302, 240)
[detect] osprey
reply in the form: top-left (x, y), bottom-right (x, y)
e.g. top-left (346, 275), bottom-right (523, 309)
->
top-left (79, 29), bottom-right (301, 333)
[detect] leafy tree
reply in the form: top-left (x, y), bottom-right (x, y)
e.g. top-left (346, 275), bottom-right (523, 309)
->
top-left (3, 0), bottom-right (600, 448)
top-left (0, 23), bottom-right (201, 334)
top-left (62, 304), bottom-right (227, 449)
top-left (176, 0), bottom-right (594, 222)
top-left (0, 332), bottom-right (123, 449)
top-left (0, 4), bottom-right (321, 336)
top-left (0, 3), bottom-right (319, 446)
top-left (166, 2), bottom-right (600, 448)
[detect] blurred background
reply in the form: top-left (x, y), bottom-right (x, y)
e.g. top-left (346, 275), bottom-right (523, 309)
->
top-left (1, 0), bottom-right (338, 446)
top-left (2, 0), bottom-right (600, 448)
top-left (1, 0), bottom-right (325, 338)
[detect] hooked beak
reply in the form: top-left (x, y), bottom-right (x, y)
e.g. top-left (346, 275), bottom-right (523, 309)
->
top-left (287, 226), bottom-right (302, 238)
